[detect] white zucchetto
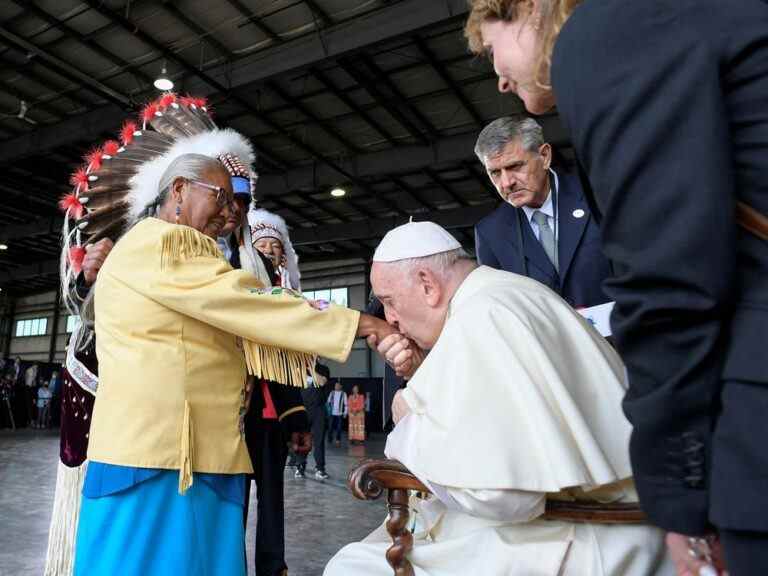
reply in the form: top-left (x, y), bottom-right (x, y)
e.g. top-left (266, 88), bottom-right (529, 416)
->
top-left (373, 221), bottom-right (462, 263)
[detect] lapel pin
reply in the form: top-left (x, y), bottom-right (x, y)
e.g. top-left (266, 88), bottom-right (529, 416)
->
top-left (572, 209), bottom-right (585, 218)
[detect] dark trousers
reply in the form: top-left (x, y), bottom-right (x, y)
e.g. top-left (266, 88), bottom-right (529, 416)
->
top-left (330, 414), bottom-right (344, 442)
top-left (296, 407), bottom-right (326, 471)
top-left (244, 417), bottom-right (287, 576)
top-left (720, 529), bottom-right (768, 576)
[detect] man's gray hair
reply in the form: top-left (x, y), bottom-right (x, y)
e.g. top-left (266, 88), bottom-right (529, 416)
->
top-left (140, 153), bottom-right (222, 219)
top-left (474, 117), bottom-right (545, 164)
top-left (390, 247), bottom-right (475, 283)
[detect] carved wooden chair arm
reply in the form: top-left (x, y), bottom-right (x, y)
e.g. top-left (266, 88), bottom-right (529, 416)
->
top-left (348, 459), bottom-right (648, 576)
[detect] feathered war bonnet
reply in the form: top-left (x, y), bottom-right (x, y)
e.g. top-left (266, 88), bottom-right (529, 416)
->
top-left (58, 93), bottom-right (254, 312)
top-left (248, 208), bottom-right (301, 290)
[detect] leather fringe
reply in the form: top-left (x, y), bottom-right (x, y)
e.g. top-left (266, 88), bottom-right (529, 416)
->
top-left (178, 400), bottom-right (194, 495)
top-left (44, 461), bottom-right (88, 576)
top-left (242, 340), bottom-right (316, 388)
top-left (160, 225), bottom-right (222, 269)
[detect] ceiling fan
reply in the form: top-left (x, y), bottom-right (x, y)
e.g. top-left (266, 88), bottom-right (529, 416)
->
top-left (0, 99), bottom-right (38, 125)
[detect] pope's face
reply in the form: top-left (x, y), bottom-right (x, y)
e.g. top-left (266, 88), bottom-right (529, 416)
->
top-left (480, 18), bottom-right (555, 115)
top-left (370, 262), bottom-right (443, 350)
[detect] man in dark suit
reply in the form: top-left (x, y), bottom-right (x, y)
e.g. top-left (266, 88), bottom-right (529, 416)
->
top-left (474, 117), bottom-right (611, 309)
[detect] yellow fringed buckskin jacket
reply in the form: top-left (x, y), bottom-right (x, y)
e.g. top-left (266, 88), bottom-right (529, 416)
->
top-left (88, 218), bottom-right (359, 489)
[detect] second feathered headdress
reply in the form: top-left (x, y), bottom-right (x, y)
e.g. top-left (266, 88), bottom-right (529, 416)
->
top-left (247, 208), bottom-right (301, 291)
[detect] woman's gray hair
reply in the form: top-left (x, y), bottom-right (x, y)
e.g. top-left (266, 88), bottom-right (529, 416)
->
top-left (474, 117), bottom-right (544, 164)
top-left (139, 153), bottom-right (223, 219)
top-left (390, 247), bottom-right (476, 284)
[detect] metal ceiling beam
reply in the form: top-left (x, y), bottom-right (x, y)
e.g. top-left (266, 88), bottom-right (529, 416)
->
top-left (257, 115), bottom-right (568, 195)
top-left (81, 0), bottom-right (289, 170)
top-left (291, 203), bottom-right (495, 246)
top-left (0, 25), bottom-right (132, 107)
top-left (160, 2), bottom-right (233, 60)
top-left (389, 176), bottom-right (437, 210)
top-left (266, 80), bottom-right (361, 154)
top-left (339, 58), bottom-right (428, 145)
top-left (423, 167), bottom-right (468, 206)
top-left (0, 53), bottom-right (95, 110)
top-left (359, 53), bottom-right (439, 139)
top-left (412, 35), bottom-right (483, 126)
top-left (310, 67), bottom-right (398, 147)
top-left (463, 160), bottom-right (500, 202)
top-left (224, 0), bottom-right (280, 43)
top-left (296, 193), bottom-right (351, 222)
top-left (13, 0), bottom-right (155, 88)
top-left (214, 0), bottom-right (467, 92)
top-left (0, 216), bottom-right (62, 244)
top-left (303, 0), bottom-right (333, 27)
top-left (0, 258), bottom-right (58, 284)
top-left (0, 0), bottom-right (468, 162)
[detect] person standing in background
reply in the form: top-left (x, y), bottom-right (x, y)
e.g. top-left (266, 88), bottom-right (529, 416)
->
top-left (327, 382), bottom-right (347, 446)
top-left (36, 382), bottom-right (52, 429)
top-left (347, 385), bottom-right (366, 444)
top-left (24, 362), bottom-right (39, 427)
top-left (296, 363), bottom-right (332, 480)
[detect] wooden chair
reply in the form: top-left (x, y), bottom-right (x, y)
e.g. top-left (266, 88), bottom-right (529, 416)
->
top-left (348, 458), bottom-right (647, 576)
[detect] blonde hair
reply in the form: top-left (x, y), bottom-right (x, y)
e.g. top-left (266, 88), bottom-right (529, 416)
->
top-left (464, 0), bottom-right (582, 88)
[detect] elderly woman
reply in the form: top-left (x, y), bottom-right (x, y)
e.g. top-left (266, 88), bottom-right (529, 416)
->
top-left (248, 208), bottom-right (301, 291)
top-left (465, 1), bottom-right (768, 574)
top-left (67, 98), bottom-right (390, 576)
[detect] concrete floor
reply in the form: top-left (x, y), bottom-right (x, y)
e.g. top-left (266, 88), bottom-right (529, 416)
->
top-left (0, 428), bottom-right (388, 576)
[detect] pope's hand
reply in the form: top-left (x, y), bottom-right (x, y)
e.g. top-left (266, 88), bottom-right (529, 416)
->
top-left (82, 238), bottom-right (114, 286)
top-left (369, 333), bottom-right (424, 379)
top-left (392, 389), bottom-right (411, 425)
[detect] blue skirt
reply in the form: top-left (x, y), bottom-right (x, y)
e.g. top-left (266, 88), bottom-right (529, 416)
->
top-left (74, 470), bottom-right (246, 576)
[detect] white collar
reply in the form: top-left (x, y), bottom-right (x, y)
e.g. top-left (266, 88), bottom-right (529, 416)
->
top-left (521, 168), bottom-right (558, 224)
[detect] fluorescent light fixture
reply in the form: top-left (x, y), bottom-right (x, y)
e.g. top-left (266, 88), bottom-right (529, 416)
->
top-left (330, 187), bottom-right (346, 198)
top-left (154, 65), bottom-right (174, 91)
top-left (0, 243), bottom-right (8, 250)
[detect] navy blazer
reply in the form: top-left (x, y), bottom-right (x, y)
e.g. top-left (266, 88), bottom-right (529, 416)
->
top-left (552, 0), bottom-right (768, 535)
top-left (474, 169), bottom-right (611, 308)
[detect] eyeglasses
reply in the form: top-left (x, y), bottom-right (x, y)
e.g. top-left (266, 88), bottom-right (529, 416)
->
top-left (187, 179), bottom-right (235, 209)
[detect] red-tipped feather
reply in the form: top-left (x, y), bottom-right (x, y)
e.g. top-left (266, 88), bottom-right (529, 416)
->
top-left (120, 121), bottom-right (137, 146)
top-left (194, 97), bottom-right (208, 109)
top-left (84, 148), bottom-right (104, 171)
top-left (69, 168), bottom-right (89, 191)
top-left (158, 92), bottom-right (177, 108)
top-left (68, 246), bottom-right (86, 275)
top-left (141, 101), bottom-right (159, 124)
top-left (102, 139), bottom-right (120, 156)
top-left (59, 193), bottom-right (84, 219)
top-left (180, 95), bottom-right (196, 107)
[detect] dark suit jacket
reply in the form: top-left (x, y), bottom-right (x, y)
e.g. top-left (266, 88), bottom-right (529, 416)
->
top-left (552, 0), bottom-right (768, 534)
top-left (475, 169), bottom-right (611, 308)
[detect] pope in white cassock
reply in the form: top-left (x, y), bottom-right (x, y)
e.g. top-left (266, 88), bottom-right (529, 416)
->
top-left (325, 222), bottom-right (674, 576)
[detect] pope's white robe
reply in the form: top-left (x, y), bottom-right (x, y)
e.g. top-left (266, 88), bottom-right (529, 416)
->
top-left (325, 267), bottom-right (674, 576)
